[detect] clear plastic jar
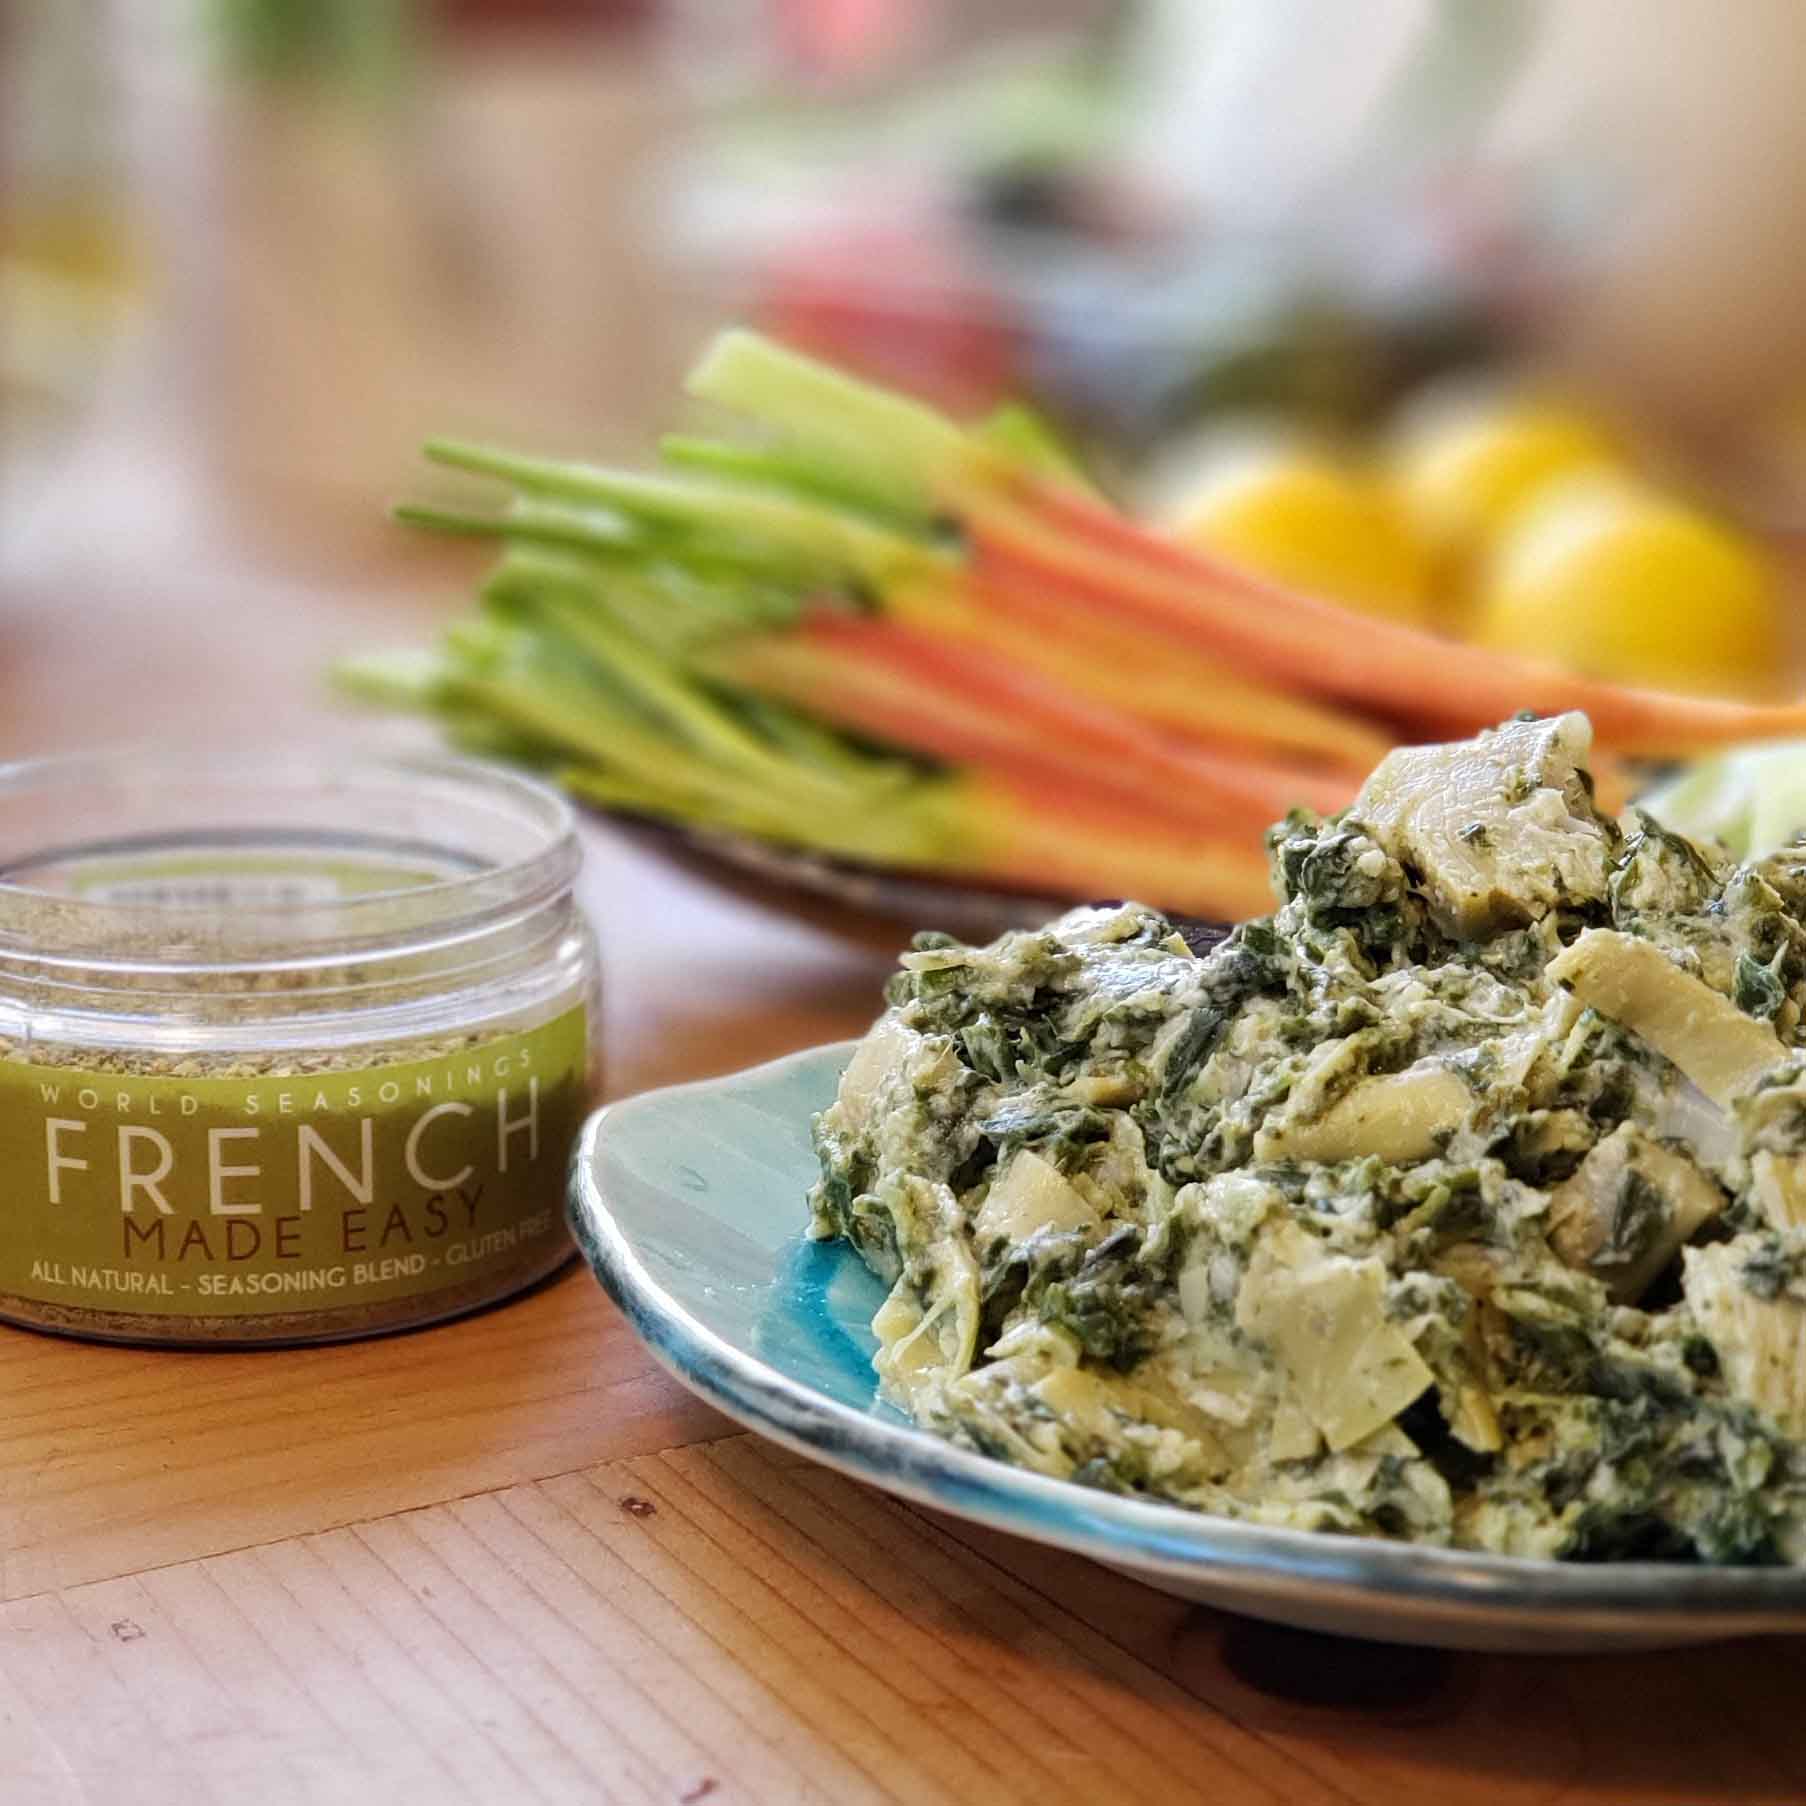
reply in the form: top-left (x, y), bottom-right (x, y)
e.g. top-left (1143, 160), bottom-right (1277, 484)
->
top-left (0, 749), bottom-right (601, 1345)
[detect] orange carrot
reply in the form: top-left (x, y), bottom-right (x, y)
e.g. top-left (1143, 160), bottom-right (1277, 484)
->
top-left (975, 479), bottom-right (1806, 755)
top-left (965, 773), bottom-right (1277, 919)
top-left (799, 614), bottom-right (1355, 817)
top-left (698, 619), bottom-right (1354, 838)
top-left (889, 575), bottom-right (1390, 776)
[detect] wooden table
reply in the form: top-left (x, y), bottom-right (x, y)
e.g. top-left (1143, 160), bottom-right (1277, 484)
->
top-left (4, 517), bottom-right (1806, 1806)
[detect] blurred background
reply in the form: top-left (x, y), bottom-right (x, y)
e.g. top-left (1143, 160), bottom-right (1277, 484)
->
top-left (6, 0), bottom-right (1806, 925)
top-left (11, 0), bottom-right (1806, 561)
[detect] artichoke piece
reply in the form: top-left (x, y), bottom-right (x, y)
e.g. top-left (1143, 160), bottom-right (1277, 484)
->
top-left (871, 1176), bottom-right (981, 1409)
top-left (1253, 1062), bottom-right (1471, 1165)
top-left (1546, 1123), bottom-right (1725, 1302)
top-left (974, 1149), bottom-right (1101, 1242)
top-left (1736, 1069), bottom-right (1806, 1230)
top-left (1750, 1154), bottom-right (1806, 1232)
top-left (830, 1013), bottom-right (919, 1137)
top-left (1548, 928), bottom-right (1783, 1108)
top-left (1236, 1222), bottom-right (1435, 1453)
top-left (1684, 1236), bottom-right (1806, 1438)
top-left (1351, 711), bottom-right (1614, 937)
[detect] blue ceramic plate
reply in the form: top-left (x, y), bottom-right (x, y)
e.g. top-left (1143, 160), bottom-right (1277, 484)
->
top-left (570, 1042), bottom-right (1806, 1652)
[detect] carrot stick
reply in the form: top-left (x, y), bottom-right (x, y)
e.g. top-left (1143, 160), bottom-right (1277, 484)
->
top-left (799, 613), bottom-right (1357, 818)
top-left (975, 480), bottom-right (1806, 754)
top-left (697, 622), bottom-right (1353, 837)
top-left (963, 774), bottom-right (1277, 919)
top-left (701, 632), bottom-right (1233, 832)
top-left (947, 568), bottom-right (1391, 774)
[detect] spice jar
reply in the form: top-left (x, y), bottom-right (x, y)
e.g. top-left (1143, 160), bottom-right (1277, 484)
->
top-left (0, 748), bottom-right (601, 1345)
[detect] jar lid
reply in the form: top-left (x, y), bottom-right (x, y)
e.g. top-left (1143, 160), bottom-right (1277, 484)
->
top-left (0, 746), bottom-right (580, 972)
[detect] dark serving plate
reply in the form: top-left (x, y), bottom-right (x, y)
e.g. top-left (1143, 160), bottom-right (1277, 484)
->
top-left (599, 812), bottom-right (1084, 942)
top-left (599, 812), bottom-right (1233, 953)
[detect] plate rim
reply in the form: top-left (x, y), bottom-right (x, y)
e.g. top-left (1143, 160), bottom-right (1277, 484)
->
top-left (569, 1040), bottom-right (1806, 1639)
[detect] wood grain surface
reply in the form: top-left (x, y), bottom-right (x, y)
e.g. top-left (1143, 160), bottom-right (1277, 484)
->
top-left (6, 445), bottom-right (1806, 1804)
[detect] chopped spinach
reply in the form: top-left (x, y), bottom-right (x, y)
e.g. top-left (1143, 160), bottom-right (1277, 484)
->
top-left (1734, 951), bottom-right (1786, 1021)
top-left (811, 722), bottom-right (1806, 1566)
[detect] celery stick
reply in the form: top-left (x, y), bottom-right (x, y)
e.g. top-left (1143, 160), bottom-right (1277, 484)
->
top-left (330, 648), bottom-right (617, 776)
top-left (440, 712), bottom-right (566, 766)
top-left (525, 591), bottom-right (916, 820)
top-left (553, 767), bottom-right (721, 821)
top-left (442, 614), bottom-right (571, 693)
top-left (609, 560), bottom-right (802, 644)
top-left (483, 544), bottom-right (797, 660)
top-left (734, 696), bottom-right (920, 789)
top-left (338, 639), bottom-right (1021, 879)
top-left (447, 600), bottom-right (906, 840)
top-left (392, 502), bottom-right (512, 540)
top-left (528, 590), bottom-right (851, 799)
top-left (683, 329), bottom-right (968, 519)
top-left (331, 647), bottom-right (450, 710)
top-left (395, 498), bottom-right (638, 555)
top-left (658, 434), bottom-right (933, 532)
top-left (422, 441), bottom-right (936, 591)
top-left (552, 757), bottom-right (800, 836)
top-left (975, 404), bottom-right (1104, 500)
top-left (558, 766), bottom-right (868, 846)
top-left (444, 665), bottom-right (724, 802)
top-left (403, 471), bottom-right (904, 598)
top-left (479, 548), bottom-right (620, 638)
top-left (465, 561), bottom-right (859, 809)
top-left (559, 763), bottom-right (953, 866)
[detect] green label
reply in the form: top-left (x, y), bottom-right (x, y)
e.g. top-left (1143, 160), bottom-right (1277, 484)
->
top-left (0, 1008), bottom-right (590, 1318)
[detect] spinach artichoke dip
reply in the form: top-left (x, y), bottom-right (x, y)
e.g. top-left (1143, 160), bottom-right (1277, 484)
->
top-left (808, 714), bottom-right (1806, 1563)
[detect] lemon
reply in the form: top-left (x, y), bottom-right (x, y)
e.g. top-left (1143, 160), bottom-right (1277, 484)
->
top-left (1166, 441), bottom-right (1434, 624)
top-left (1473, 475), bottom-right (1782, 697)
top-left (1390, 391), bottom-right (1620, 571)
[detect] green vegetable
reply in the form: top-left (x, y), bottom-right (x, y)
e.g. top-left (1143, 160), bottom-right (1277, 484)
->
top-left (1642, 742), bottom-right (1806, 860)
top-left (348, 333), bottom-right (1250, 907)
top-left (683, 328), bottom-right (969, 520)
